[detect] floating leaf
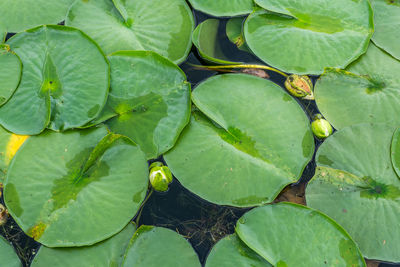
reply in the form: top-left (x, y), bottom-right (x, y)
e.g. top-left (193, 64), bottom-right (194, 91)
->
top-left (0, 126), bottom-right (29, 182)
top-left (315, 43), bottom-right (400, 130)
top-left (306, 123), bottom-right (400, 262)
top-left (226, 18), bottom-right (251, 53)
top-left (391, 128), bottom-right (400, 179)
top-left (205, 234), bottom-right (271, 267)
top-left (244, 0), bottom-right (373, 74)
top-left (0, 25), bottom-right (109, 135)
top-left (31, 223), bottom-right (136, 267)
top-left (4, 127), bottom-right (148, 247)
top-left (192, 19), bottom-right (239, 64)
top-left (236, 202), bottom-right (366, 266)
top-left (0, 236), bottom-right (21, 267)
top-left (0, 45), bottom-right (21, 106)
top-left (122, 226), bottom-right (200, 267)
top-left (0, 0), bottom-right (74, 33)
top-left (164, 74), bottom-right (314, 207)
top-left (188, 0), bottom-right (254, 17)
top-left (370, 0), bottom-right (400, 60)
top-left (91, 51), bottom-right (190, 159)
top-left (66, 0), bottom-right (193, 64)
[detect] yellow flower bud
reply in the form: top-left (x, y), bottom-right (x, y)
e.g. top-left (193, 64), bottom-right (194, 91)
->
top-left (149, 162), bottom-right (173, 192)
top-left (311, 114), bottom-right (333, 139)
top-left (284, 74), bottom-right (314, 100)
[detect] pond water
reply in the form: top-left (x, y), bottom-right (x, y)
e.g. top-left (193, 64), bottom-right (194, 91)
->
top-left (0, 8), bottom-right (399, 267)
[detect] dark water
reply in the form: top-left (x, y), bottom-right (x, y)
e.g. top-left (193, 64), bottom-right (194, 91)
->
top-left (0, 9), bottom-right (399, 267)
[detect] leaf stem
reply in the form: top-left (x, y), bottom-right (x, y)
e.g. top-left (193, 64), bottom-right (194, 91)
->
top-left (134, 188), bottom-right (154, 225)
top-left (188, 63), bottom-right (288, 77)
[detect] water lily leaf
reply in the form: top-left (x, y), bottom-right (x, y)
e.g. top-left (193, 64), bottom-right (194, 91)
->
top-left (3, 127), bottom-right (148, 247)
top-left (31, 223), bottom-right (136, 267)
top-left (245, 0), bottom-right (373, 74)
top-left (0, 25), bottom-right (109, 135)
top-left (226, 18), bottom-right (251, 53)
top-left (315, 43), bottom-right (400, 130)
top-left (122, 226), bottom-right (201, 267)
top-left (0, 236), bottom-right (21, 267)
top-left (66, 0), bottom-right (193, 64)
top-left (188, 0), bottom-right (254, 17)
top-left (370, 0), bottom-right (400, 60)
top-left (0, 45), bottom-right (21, 107)
top-left (391, 128), bottom-right (400, 179)
top-left (205, 234), bottom-right (271, 267)
top-left (0, 126), bottom-right (29, 182)
top-left (306, 124), bottom-right (400, 262)
top-left (164, 74), bottom-right (314, 207)
top-left (0, 0), bottom-right (74, 33)
top-left (192, 19), bottom-right (239, 64)
top-left (92, 51), bottom-right (190, 159)
top-left (236, 202), bottom-right (366, 266)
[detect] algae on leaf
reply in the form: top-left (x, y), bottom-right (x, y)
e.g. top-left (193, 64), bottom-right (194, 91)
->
top-left (306, 124), bottom-right (400, 262)
top-left (245, 0), bottom-right (373, 74)
top-left (165, 74), bottom-right (314, 207)
top-left (66, 0), bottom-right (194, 64)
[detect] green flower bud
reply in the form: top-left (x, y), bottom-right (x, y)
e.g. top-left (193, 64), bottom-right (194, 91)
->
top-left (311, 114), bottom-right (333, 139)
top-left (149, 162), bottom-right (173, 192)
top-left (0, 203), bottom-right (8, 226)
top-left (284, 74), bottom-right (314, 100)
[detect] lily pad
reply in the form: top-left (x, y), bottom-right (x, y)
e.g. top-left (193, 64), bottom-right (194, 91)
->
top-left (236, 202), bottom-right (366, 266)
top-left (0, 25), bottom-right (109, 135)
top-left (370, 0), bottom-right (400, 60)
top-left (205, 234), bottom-right (271, 267)
top-left (244, 0), bottom-right (373, 74)
top-left (164, 74), bottom-right (314, 207)
top-left (122, 226), bottom-right (201, 267)
top-left (0, 0), bottom-right (74, 33)
top-left (4, 127), bottom-right (149, 247)
top-left (306, 123), bottom-right (400, 262)
top-left (92, 51), bottom-right (190, 159)
top-left (66, 0), bottom-right (194, 64)
top-left (0, 236), bottom-right (21, 267)
top-left (315, 43), bottom-right (400, 130)
top-left (0, 126), bottom-right (29, 182)
top-left (192, 19), bottom-right (239, 64)
top-left (391, 128), bottom-right (400, 179)
top-left (226, 18), bottom-right (251, 53)
top-left (31, 223), bottom-right (136, 267)
top-left (0, 45), bottom-right (21, 106)
top-left (188, 0), bottom-right (254, 17)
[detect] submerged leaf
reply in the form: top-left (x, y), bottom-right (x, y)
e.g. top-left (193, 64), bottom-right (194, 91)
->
top-left (66, 0), bottom-right (194, 64)
top-left (0, 45), bottom-right (21, 107)
top-left (4, 127), bottom-right (148, 247)
top-left (165, 74), bottom-right (314, 207)
top-left (306, 123), bottom-right (400, 262)
top-left (245, 0), bottom-right (373, 74)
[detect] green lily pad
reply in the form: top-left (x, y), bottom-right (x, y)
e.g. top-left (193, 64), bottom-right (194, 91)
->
top-left (188, 0), bottom-right (254, 17)
top-left (0, 45), bottom-right (21, 107)
top-left (4, 127), bottom-right (149, 247)
top-left (226, 18), bottom-right (251, 53)
top-left (66, 0), bottom-right (193, 64)
top-left (31, 223), bottom-right (136, 267)
top-left (391, 128), bottom-right (400, 179)
top-left (0, 236), bottom-right (21, 267)
top-left (236, 202), bottom-right (366, 266)
top-left (0, 25), bottom-right (109, 135)
top-left (122, 226), bottom-right (200, 267)
top-left (205, 234), bottom-right (271, 267)
top-left (370, 0), bottom-right (400, 60)
top-left (192, 19), bottom-right (239, 64)
top-left (0, 0), bottom-right (74, 33)
top-left (306, 123), bottom-right (400, 262)
top-left (92, 51), bottom-right (190, 159)
top-left (315, 43), bottom-right (400, 130)
top-left (244, 0), bottom-right (373, 74)
top-left (0, 126), bottom-right (29, 182)
top-left (164, 74), bottom-right (314, 207)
